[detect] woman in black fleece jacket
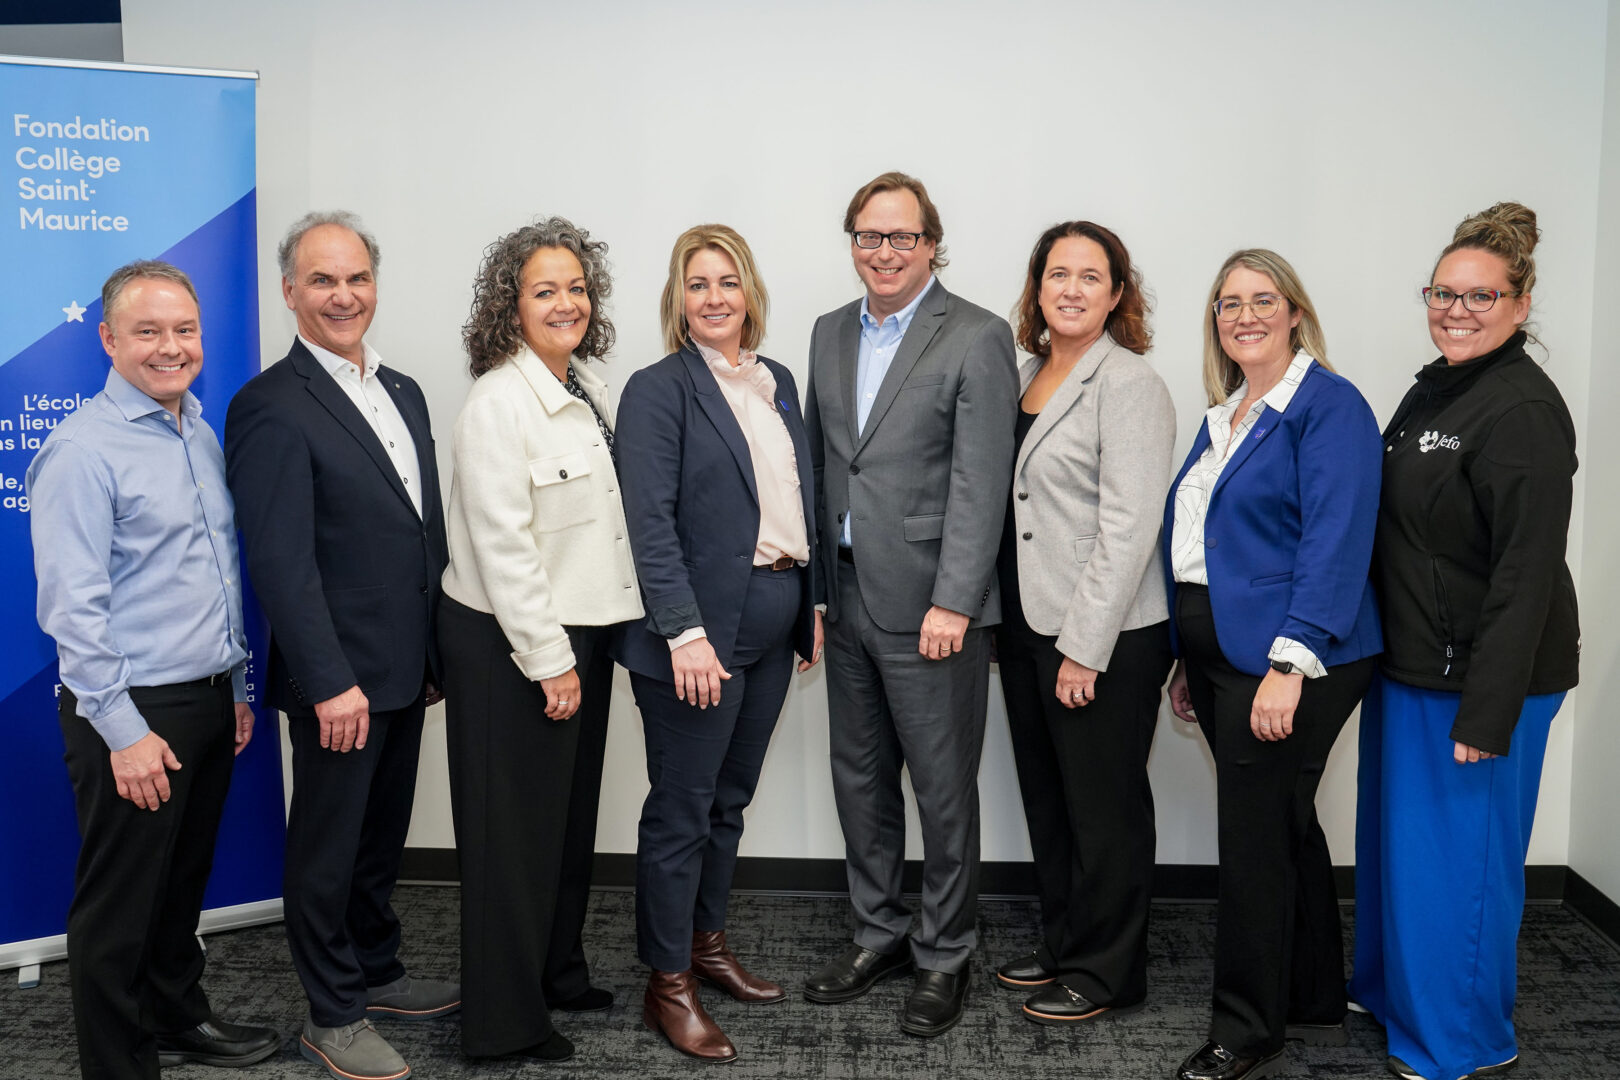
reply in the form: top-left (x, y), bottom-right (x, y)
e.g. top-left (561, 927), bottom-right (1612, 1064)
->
top-left (1348, 202), bottom-right (1580, 1080)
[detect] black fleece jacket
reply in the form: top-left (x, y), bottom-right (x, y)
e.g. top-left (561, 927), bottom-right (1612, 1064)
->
top-left (1374, 331), bottom-right (1580, 756)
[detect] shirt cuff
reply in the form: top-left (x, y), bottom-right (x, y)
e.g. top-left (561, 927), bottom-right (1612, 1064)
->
top-left (669, 627), bottom-right (708, 651)
top-left (231, 663), bottom-right (248, 704)
top-left (87, 695), bottom-right (151, 752)
top-left (1269, 637), bottom-right (1326, 679)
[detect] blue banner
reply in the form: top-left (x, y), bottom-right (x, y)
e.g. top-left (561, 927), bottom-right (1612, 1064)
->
top-left (0, 57), bottom-right (282, 955)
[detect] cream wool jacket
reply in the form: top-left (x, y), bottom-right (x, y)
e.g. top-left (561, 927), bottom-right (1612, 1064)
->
top-left (441, 345), bottom-right (642, 681)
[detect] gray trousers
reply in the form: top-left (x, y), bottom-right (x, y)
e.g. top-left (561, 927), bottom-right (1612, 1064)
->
top-left (825, 559), bottom-right (990, 974)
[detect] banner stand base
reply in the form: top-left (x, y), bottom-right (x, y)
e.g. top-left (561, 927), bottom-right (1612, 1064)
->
top-left (17, 964), bottom-right (39, 989)
top-left (2, 898), bottom-right (283, 981)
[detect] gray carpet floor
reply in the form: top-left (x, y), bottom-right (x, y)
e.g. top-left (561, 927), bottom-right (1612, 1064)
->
top-left (3, 888), bottom-right (1617, 1079)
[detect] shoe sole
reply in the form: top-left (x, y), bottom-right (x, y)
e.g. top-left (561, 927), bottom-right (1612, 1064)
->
top-left (641, 1009), bottom-right (739, 1064)
top-left (364, 1000), bottom-right (462, 1020)
top-left (802, 962), bottom-right (913, 1004)
top-left (1243, 1051), bottom-right (1287, 1080)
top-left (299, 1036), bottom-right (411, 1080)
top-left (995, 972), bottom-right (1057, 989)
top-left (1286, 1021), bottom-right (1349, 1046)
top-left (157, 1040), bottom-right (281, 1068)
top-left (1022, 1001), bottom-right (1144, 1025)
top-left (693, 973), bottom-right (788, 1005)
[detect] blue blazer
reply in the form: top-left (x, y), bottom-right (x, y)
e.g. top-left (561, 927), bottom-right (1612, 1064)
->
top-left (1162, 361), bottom-right (1383, 675)
top-left (616, 346), bottom-right (818, 681)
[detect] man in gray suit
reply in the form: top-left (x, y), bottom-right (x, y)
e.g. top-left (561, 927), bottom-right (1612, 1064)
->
top-left (802, 172), bottom-right (1018, 1036)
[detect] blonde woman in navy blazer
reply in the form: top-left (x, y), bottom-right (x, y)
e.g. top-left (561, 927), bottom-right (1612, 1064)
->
top-left (616, 225), bottom-right (820, 1064)
top-left (1162, 249), bottom-right (1382, 1080)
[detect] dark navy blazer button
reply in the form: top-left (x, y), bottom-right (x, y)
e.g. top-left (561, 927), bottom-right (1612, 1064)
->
top-left (1017, 492), bottom-right (1028, 500)
top-left (1021, 531), bottom-right (1032, 540)
top-left (558, 469), bottom-right (568, 479)
top-left (420, 585), bottom-right (429, 594)
top-left (849, 465), bottom-right (860, 475)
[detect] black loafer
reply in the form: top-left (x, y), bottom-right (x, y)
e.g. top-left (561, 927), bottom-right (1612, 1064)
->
top-left (156, 1017), bottom-right (281, 1067)
top-left (899, 967), bottom-right (968, 1037)
top-left (994, 951), bottom-right (1056, 989)
top-left (1021, 984), bottom-right (1143, 1024)
top-left (804, 944), bottom-right (912, 1003)
top-left (547, 986), bottom-right (613, 1012)
top-left (1285, 1018), bottom-right (1348, 1045)
top-left (1176, 1040), bottom-right (1285, 1080)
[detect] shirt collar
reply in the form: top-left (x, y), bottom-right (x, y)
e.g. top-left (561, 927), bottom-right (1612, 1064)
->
top-left (860, 274), bottom-right (936, 334)
top-left (300, 333), bottom-right (383, 382)
top-left (695, 341), bottom-right (760, 372)
top-left (696, 342), bottom-right (775, 402)
top-left (1219, 350), bottom-right (1316, 417)
top-left (103, 367), bottom-right (201, 423)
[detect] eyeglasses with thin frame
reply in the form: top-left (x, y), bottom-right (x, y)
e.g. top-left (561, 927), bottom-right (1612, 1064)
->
top-left (1422, 286), bottom-right (1520, 312)
top-left (852, 231), bottom-right (925, 251)
top-left (1213, 294), bottom-right (1284, 322)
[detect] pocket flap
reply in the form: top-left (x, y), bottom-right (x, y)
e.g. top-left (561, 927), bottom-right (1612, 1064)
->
top-left (903, 513), bottom-right (946, 541)
top-left (1073, 534), bottom-right (1098, 563)
top-left (1249, 571), bottom-right (1294, 587)
top-left (530, 450), bottom-right (592, 487)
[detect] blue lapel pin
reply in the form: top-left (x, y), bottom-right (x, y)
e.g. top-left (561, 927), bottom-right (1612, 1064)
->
top-left (779, 399), bottom-right (791, 413)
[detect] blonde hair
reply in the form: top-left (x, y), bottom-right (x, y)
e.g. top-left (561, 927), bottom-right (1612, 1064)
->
top-left (1200, 249), bottom-right (1333, 406)
top-left (660, 224), bottom-right (769, 355)
top-left (1437, 201), bottom-right (1539, 298)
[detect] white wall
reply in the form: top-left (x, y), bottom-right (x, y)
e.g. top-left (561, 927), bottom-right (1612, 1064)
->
top-left (122, 0), bottom-right (1607, 869)
top-left (1570, 0), bottom-right (1620, 901)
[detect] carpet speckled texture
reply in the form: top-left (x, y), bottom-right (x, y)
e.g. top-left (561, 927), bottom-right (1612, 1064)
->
top-left (3, 888), bottom-right (1617, 1079)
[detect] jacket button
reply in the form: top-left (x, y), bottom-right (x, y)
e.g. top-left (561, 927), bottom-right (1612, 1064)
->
top-left (1021, 531), bottom-right (1032, 541)
top-left (849, 465), bottom-right (860, 476)
top-left (1207, 537), bottom-right (1218, 548)
top-left (1017, 492), bottom-right (1028, 500)
top-left (420, 585), bottom-right (429, 595)
top-left (558, 469), bottom-right (568, 479)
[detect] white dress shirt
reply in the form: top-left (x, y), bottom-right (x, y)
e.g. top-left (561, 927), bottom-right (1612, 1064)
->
top-left (1170, 350), bottom-right (1325, 678)
top-left (301, 334), bottom-right (423, 517)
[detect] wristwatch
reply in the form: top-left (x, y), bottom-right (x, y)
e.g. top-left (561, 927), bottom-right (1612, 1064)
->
top-left (1269, 659), bottom-right (1297, 675)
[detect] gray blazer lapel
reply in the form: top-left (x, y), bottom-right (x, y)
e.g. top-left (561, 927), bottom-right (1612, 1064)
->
top-left (1014, 335), bottom-right (1117, 477)
top-left (856, 281), bottom-right (947, 453)
top-left (837, 307), bottom-right (861, 448)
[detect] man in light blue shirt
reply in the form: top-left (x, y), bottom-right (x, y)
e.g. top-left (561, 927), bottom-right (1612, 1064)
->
top-left (28, 260), bottom-right (278, 1080)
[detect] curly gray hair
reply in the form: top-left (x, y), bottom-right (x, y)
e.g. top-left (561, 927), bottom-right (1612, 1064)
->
top-left (463, 216), bottom-right (614, 376)
top-left (277, 210), bottom-right (381, 280)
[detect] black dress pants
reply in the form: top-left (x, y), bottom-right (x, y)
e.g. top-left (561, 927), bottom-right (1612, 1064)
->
top-left (284, 685), bottom-right (425, 1028)
top-left (632, 565), bottom-right (799, 972)
top-left (60, 678), bottom-right (236, 1080)
top-left (998, 598), bottom-right (1171, 1006)
top-left (440, 595), bottom-right (618, 1056)
top-left (1175, 584), bottom-right (1373, 1057)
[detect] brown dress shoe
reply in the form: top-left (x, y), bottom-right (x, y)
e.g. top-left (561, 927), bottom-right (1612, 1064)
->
top-left (643, 970), bottom-right (738, 1063)
top-left (691, 930), bottom-right (787, 1004)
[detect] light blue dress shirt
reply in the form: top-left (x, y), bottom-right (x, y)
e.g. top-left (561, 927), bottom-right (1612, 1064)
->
top-left (842, 275), bottom-right (936, 547)
top-left (28, 368), bottom-right (249, 751)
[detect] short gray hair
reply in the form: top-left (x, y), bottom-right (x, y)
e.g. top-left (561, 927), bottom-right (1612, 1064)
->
top-left (277, 210), bottom-right (381, 280)
top-left (101, 260), bottom-right (199, 321)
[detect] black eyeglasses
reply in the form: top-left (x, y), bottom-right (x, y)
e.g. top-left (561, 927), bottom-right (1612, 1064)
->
top-left (1422, 286), bottom-right (1520, 312)
top-left (852, 231), bottom-right (925, 251)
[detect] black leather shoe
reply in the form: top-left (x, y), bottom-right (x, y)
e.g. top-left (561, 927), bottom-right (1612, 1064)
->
top-left (547, 986), bottom-right (613, 1012)
top-left (1176, 1040), bottom-right (1285, 1080)
top-left (899, 967), bottom-right (968, 1037)
top-left (1021, 983), bottom-right (1143, 1024)
top-left (994, 951), bottom-right (1056, 989)
top-left (156, 1017), bottom-right (281, 1067)
top-left (804, 944), bottom-right (912, 1003)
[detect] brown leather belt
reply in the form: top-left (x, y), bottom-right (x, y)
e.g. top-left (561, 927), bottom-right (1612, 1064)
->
top-left (756, 555), bottom-right (797, 571)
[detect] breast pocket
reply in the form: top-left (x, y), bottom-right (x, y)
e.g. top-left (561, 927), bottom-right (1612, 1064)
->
top-left (1073, 534), bottom-right (1098, 564)
top-left (530, 450), bottom-right (598, 533)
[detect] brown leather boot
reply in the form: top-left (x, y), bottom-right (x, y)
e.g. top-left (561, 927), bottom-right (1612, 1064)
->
top-left (643, 970), bottom-right (738, 1062)
top-left (690, 930), bottom-right (786, 1004)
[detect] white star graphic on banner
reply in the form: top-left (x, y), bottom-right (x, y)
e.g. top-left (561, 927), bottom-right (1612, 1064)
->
top-left (63, 300), bottom-right (87, 323)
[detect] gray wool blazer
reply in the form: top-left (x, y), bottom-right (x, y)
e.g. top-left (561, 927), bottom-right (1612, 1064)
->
top-left (1010, 332), bottom-right (1176, 670)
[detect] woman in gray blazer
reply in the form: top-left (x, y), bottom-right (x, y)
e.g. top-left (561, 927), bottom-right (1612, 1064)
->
top-left (993, 221), bottom-right (1177, 1024)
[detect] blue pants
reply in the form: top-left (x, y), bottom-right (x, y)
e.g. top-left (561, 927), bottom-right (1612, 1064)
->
top-left (1349, 674), bottom-right (1564, 1080)
top-left (632, 566), bottom-right (799, 972)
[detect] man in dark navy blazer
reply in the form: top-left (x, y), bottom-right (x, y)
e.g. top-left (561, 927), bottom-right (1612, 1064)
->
top-left (225, 212), bottom-right (455, 1080)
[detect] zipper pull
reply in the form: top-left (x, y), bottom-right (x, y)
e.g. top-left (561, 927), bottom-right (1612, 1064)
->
top-left (1444, 643), bottom-right (1453, 676)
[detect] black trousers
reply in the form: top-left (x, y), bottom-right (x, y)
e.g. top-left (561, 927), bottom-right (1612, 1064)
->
top-left (440, 596), bottom-right (618, 1056)
top-left (60, 678), bottom-right (236, 1080)
top-left (997, 599), bottom-right (1171, 1006)
top-left (283, 684), bottom-right (425, 1027)
top-left (632, 566), bottom-right (799, 973)
top-left (1175, 584), bottom-right (1373, 1057)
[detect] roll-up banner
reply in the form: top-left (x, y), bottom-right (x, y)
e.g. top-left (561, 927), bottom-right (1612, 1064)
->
top-left (0, 56), bottom-right (282, 976)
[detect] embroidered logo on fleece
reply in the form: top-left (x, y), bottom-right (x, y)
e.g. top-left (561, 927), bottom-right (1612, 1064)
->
top-left (1418, 430), bottom-right (1461, 453)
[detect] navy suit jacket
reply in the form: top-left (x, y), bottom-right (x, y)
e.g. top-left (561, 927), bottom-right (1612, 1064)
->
top-left (225, 339), bottom-right (448, 715)
top-left (616, 346), bottom-right (818, 681)
top-left (1162, 361), bottom-right (1383, 675)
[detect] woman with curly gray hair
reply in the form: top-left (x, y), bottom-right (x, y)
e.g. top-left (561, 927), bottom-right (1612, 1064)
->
top-left (439, 216), bottom-right (642, 1063)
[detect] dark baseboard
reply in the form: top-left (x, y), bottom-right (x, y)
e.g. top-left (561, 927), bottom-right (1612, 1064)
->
top-left (398, 849), bottom-right (1576, 904)
top-left (1565, 868), bottom-right (1620, 948)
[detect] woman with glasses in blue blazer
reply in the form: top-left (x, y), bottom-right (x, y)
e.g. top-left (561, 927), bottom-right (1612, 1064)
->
top-left (1163, 249), bottom-right (1383, 1080)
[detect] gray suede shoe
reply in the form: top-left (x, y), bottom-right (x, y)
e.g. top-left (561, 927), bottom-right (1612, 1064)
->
top-left (364, 975), bottom-right (462, 1019)
top-left (300, 1018), bottom-right (409, 1080)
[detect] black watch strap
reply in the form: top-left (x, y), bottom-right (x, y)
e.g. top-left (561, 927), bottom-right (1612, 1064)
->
top-left (1269, 659), bottom-right (1297, 675)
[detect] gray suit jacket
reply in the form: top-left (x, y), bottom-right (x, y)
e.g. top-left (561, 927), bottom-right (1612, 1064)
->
top-left (1011, 333), bottom-right (1176, 670)
top-left (806, 280), bottom-right (1018, 633)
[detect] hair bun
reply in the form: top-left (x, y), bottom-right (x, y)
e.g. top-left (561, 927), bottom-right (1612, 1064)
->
top-left (1453, 201), bottom-right (1540, 258)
